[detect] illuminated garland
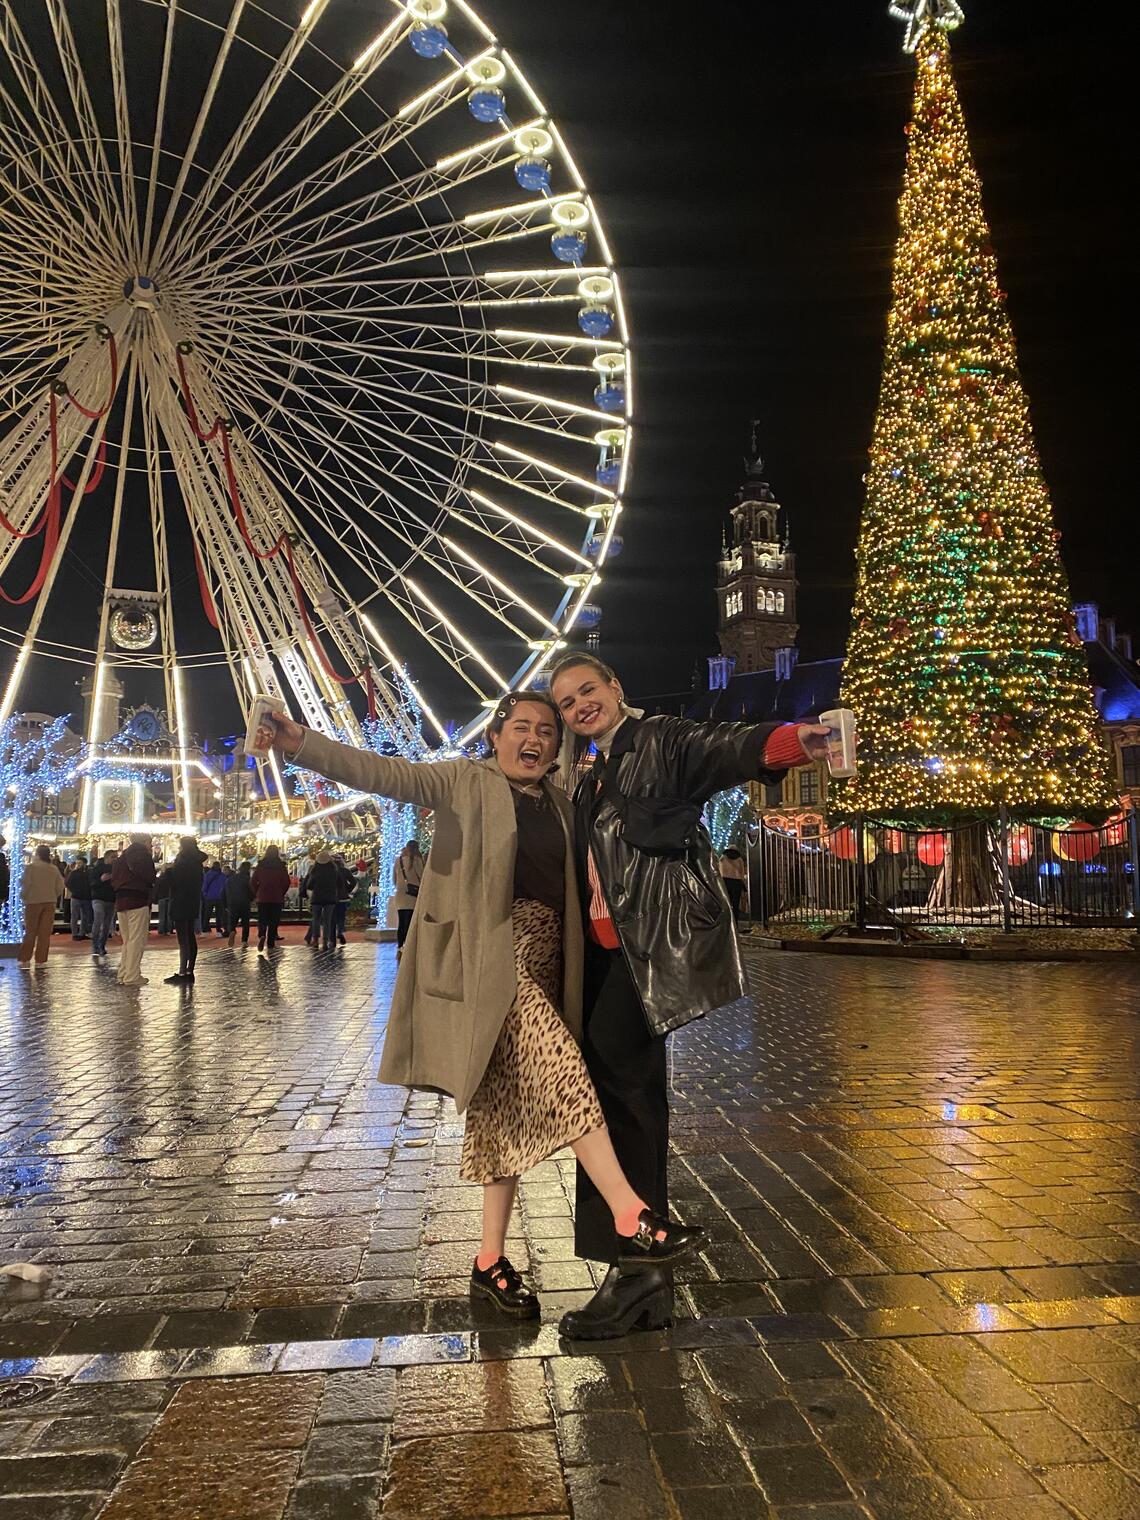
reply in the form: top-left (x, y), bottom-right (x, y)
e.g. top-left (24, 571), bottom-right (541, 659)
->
top-left (705, 785), bottom-right (750, 853)
top-left (836, 26), bottom-right (1116, 820)
top-left (0, 715), bottom-right (169, 939)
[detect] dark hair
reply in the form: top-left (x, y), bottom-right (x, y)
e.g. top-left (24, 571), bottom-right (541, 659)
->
top-left (262, 844), bottom-right (281, 861)
top-left (35, 844), bottom-right (52, 862)
top-left (548, 652), bottom-right (618, 690)
top-left (485, 689), bottom-right (563, 744)
top-left (722, 847), bottom-right (743, 860)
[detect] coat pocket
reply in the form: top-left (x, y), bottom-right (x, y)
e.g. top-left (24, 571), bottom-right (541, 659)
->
top-left (416, 917), bottom-right (464, 1001)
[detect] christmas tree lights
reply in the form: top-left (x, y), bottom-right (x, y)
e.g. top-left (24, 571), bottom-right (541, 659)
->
top-left (837, 22), bottom-right (1116, 820)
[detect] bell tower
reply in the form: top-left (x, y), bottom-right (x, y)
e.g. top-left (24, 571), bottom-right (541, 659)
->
top-left (717, 425), bottom-right (799, 673)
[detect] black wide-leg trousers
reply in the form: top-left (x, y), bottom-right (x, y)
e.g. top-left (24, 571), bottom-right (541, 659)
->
top-left (574, 941), bottom-right (669, 1264)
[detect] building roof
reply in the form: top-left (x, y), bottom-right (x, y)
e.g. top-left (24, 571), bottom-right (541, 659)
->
top-left (685, 657), bottom-right (843, 724)
top-left (1085, 640), bottom-right (1140, 724)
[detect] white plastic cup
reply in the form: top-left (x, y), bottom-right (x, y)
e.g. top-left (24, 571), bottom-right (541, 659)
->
top-left (819, 708), bottom-right (858, 779)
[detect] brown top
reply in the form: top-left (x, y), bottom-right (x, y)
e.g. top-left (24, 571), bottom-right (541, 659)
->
top-left (511, 786), bottom-right (565, 915)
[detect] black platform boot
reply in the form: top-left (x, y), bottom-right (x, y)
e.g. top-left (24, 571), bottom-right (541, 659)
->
top-left (558, 1264), bottom-right (674, 1341)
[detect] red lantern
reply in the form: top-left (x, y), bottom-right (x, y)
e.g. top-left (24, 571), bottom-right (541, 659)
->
top-left (829, 826), bottom-right (858, 861)
top-left (882, 829), bottom-right (908, 854)
top-left (916, 832), bottom-right (946, 867)
top-left (1056, 822), bottom-right (1101, 863)
top-left (1006, 826), bottom-right (1032, 867)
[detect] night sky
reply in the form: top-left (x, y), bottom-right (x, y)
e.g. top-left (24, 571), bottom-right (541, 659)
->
top-left (6, 1), bottom-right (1135, 729)
top-left (473, 0), bottom-right (1135, 699)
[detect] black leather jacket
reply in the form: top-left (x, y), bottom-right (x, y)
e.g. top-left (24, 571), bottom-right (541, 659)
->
top-left (573, 715), bottom-right (788, 1036)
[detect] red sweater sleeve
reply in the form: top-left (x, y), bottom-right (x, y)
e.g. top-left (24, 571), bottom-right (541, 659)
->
top-left (762, 723), bottom-right (810, 769)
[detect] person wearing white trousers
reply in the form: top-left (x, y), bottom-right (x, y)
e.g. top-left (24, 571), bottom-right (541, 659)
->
top-left (110, 834), bottom-right (156, 988)
top-left (115, 905), bottom-right (151, 986)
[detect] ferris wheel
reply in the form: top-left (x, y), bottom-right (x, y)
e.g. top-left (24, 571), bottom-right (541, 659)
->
top-left (0, 0), bottom-right (631, 807)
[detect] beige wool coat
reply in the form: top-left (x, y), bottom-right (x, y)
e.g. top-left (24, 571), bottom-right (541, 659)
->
top-left (293, 729), bottom-right (584, 1113)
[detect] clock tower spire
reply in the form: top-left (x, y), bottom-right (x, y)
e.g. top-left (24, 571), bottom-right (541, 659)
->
top-left (716, 426), bottom-right (799, 674)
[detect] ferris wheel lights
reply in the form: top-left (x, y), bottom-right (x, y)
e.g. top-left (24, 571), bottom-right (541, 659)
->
top-left (353, 17), bottom-right (404, 70)
top-left (577, 274), bottom-right (614, 304)
top-left (551, 200), bottom-right (590, 230)
top-left (466, 55), bottom-right (507, 87)
top-left (514, 125), bottom-right (553, 158)
top-left (593, 426), bottom-right (626, 449)
top-left (493, 441), bottom-right (614, 499)
top-left (592, 352), bottom-right (625, 376)
top-left (299, 0), bottom-right (329, 27)
top-left (409, 0), bottom-right (449, 19)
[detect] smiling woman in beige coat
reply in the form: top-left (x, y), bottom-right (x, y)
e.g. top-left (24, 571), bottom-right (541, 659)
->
top-left (265, 692), bottom-right (702, 1323)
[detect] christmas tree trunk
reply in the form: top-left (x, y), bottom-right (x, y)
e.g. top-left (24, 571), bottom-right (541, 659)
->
top-left (835, 21), bottom-right (1115, 857)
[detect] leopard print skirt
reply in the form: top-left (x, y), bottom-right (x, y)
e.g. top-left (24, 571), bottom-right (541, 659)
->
top-left (460, 898), bottom-right (604, 1184)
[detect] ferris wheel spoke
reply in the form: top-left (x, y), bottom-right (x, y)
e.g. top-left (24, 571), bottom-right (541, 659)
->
top-left (200, 328), bottom-right (599, 522)
top-left (151, 0), bottom-right (327, 270)
top-left (161, 7), bottom-right (416, 272)
top-left (190, 111), bottom-right (534, 279)
top-left (43, 0), bottom-right (132, 256)
top-left (138, 0), bottom-right (177, 265)
top-left (0, 64), bottom-right (122, 263)
top-left (198, 193), bottom-right (574, 296)
top-left (206, 308), bottom-right (609, 377)
top-left (148, 0), bottom-right (251, 270)
top-left (105, 0), bottom-right (141, 256)
top-left (215, 357), bottom-right (592, 599)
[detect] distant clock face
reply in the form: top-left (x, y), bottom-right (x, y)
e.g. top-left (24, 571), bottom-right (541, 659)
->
top-left (129, 709), bottom-right (161, 742)
top-left (109, 606), bottom-right (158, 650)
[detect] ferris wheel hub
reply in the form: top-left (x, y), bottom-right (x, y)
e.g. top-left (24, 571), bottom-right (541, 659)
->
top-left (123, 276), bottom-right (160, 310)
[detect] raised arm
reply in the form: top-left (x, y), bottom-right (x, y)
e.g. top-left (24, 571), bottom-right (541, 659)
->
top-left (282, 725), bottom-right (466, 811)
top-left (656, 716), bottom-right (825, 805)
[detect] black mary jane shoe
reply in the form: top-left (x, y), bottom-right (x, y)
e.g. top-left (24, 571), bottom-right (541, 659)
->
top-left (617, 1209), bottom-right (705, 1270)
top-left (469, 1256), bottom-right (540, 1319)
top-left (559, 1264), bottom-right (673, 1342)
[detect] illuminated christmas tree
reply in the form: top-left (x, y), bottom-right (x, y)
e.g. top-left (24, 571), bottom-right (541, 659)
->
top-left (838, 3), bottom-right (1115, 821)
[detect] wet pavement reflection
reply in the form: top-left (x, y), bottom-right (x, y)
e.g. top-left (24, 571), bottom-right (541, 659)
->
top-left (1, 939), bottom-right (1139, 1517)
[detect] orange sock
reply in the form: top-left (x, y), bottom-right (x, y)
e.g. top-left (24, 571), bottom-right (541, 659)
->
top-left (616, 1204), bottom-right (666, 1241)
top-left (476, 1250), bottom-right (502, 1271)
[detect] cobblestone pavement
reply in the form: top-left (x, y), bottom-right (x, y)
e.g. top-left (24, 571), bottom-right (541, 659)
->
top-left (1, 934), bottom-right (1139, 1518)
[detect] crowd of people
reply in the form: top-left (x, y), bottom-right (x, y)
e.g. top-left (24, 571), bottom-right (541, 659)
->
top-left (9, 835), bottom-right (375, 982)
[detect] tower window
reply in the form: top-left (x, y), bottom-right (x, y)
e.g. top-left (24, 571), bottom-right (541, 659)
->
top-left (776, 591), bottom-right (785, 614)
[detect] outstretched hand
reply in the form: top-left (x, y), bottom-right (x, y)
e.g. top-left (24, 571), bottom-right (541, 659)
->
top-left (796, 723), bottom-right (834, 763)
top-left (262, 711), bottom-right (305, 756)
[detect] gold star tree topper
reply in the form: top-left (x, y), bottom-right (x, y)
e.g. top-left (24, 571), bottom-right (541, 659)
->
top-left (888, 0), bottom-right (965, 54)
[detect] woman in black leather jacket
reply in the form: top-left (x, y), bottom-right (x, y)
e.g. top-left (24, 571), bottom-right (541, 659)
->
top-left (550, 653), bottom-right (830, 1339)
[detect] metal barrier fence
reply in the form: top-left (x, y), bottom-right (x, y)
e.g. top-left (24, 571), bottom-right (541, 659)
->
top-left (749, 811), bottom-right (1140, 933)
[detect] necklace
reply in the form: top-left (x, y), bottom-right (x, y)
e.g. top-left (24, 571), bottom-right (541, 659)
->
top-left (508, 779), bottom-right (546, 806)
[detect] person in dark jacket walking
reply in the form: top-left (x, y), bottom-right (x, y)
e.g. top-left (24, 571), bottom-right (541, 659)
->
top-left (305, 850), bottom-right (341, 951)
top-left (251, 845), bottom-right (290, 951)
top-left (201, 862), bottom-right (227, 935)
top-left (66, 856), bottom-right (93, 939)
top-left (89, 849), bottom-right (118, 961)
top-left (156, 837), bottom-right (207, 983)
top-left (226, 860), bottom-right (254, 946)
top-left (549, 654), bottom-right (832, 1339)
top-left (333, 853), bottom-right (355, 945)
